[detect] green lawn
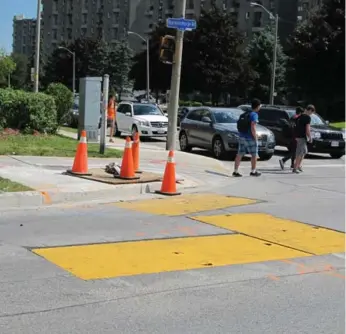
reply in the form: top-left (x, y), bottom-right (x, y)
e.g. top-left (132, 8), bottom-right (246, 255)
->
top-left (60, 126), bottom-right (78, 133)
top-left (0, 177), bottom-right (33, 192)
top-left (330, 122), bottom-right (345, 129)
top-left (0, 134), bottom-right (123, 158)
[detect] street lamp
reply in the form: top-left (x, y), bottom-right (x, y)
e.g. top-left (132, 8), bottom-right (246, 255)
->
top-left (128, 31), bottom-right (150, 102)
top-left (58, 46), bottom-right (76, 96)
top-left (250, 2), bottom-right (279, 105)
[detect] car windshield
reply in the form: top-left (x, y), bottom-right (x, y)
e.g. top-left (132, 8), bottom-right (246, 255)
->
top-left (133, 104), bottom-right (163, 116)
top-left (212, 108), bottom-right (242, 123)
top-left (286, 109), bottom-right (325, 125)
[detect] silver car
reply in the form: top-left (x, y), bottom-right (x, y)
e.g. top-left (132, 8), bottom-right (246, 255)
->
top-left (179, 107), bottom-right (276, 160)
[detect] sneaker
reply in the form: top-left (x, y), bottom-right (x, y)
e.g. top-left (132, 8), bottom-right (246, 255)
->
top-left (232, 171), bottom-right (242, 177)
top-left (292, 169), bottom-right (300, 174)
top-left (250, 171), bottom-right (261, 177)
top-left (279, 159), bottom-right (285, 170)
top-left (298, 167), bottom-right (303, 172)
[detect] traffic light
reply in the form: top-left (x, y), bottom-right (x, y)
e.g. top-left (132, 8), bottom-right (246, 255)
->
top-left (159, 35), bottom-right (175, 65)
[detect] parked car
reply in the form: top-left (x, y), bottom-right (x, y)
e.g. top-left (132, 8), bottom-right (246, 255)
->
top-left (115, 102), bottom-right (168, 138)
top-left (68, 95), bottom-right (80, 128)
top-left (179, 107), bottom-right (275, 160)
top-left (239, 104), bottom-right (345, 159)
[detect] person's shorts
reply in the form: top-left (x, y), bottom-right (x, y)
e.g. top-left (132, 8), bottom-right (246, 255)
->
top-left (238, 137), bottom-right (258, 157)
top-left (107, 118), bottom-right (115, 128)
top-left (296, 137), bottom-right (308, 156)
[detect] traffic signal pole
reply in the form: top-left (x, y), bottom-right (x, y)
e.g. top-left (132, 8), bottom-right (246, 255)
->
top-left (166, 0), bottom-right (186, 151)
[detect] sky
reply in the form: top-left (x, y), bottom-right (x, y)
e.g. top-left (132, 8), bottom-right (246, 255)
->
top-left (0, 0), bottom-right (36, 53)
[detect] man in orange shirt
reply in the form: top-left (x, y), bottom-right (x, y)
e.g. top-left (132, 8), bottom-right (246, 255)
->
top-left (107, 95), bottom-right (116, 143)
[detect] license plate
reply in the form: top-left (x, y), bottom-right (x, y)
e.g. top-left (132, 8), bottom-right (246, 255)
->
top-left (331, 141), bottom-right (339, 147)
top-left (157, 129), bottom-right (166, 134)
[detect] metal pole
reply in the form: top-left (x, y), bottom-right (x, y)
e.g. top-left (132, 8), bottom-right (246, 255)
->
top-left (166, 0), bottom-right (186, 151)
top-left (72, 52), bottom-right (76, 96)
top-left (270, 14), bottom-right (278, 105)
top-left (100, 74), bottom-right (109, 154)
top-left (146, 39), bottom-right (150, 102)
top-left (33, 0), bottom-right (41, 93)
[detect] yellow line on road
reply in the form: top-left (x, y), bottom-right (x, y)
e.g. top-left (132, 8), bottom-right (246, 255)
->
top-left (192, 213), bottom-right (345, 255)
top-left (115, 193), bottom-right (257, 216)
top-left (32, 234), bottom-right (308, 280)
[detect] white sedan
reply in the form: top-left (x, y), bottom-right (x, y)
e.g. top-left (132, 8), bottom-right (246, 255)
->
top-left (115, 102), bottom-right (168, 138)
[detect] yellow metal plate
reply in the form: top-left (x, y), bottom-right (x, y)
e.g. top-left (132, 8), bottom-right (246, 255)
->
top-left (115, 193), bottom-right (257, 216)
top-left (32, 234), bottom-right (308, 280)
top-left (192, 213), bottom-right (346, 255)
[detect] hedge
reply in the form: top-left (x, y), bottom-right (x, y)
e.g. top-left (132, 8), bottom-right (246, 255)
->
top-left (179, 100), bottom-right (203, 107)
top-left (46, 83), bottom-right (73, 125)
top-left (0, 88), bottom-right (58, 134)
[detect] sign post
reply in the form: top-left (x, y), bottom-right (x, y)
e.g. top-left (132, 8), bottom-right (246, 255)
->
top-left (165, 8), bottom-right (197, 151)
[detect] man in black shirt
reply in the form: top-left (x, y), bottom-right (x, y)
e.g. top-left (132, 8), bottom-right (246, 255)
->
top-left (293, 105), bottom-right (315, 174)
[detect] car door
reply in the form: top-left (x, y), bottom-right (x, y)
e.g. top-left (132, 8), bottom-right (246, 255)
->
top-left (194, 109), bottom-right (214, 148)
top-left (116, 104), bottom-right (127, 132)
top-left (118, 104), bottom-right (133, 133)
top-left (183, 109), bottom-right (203, 145)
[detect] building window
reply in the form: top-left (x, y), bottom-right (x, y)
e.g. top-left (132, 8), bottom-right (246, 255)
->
top-left (187, 0), bottom-right (194, 10)
top-left (253, 11), bottom-right (262, 27)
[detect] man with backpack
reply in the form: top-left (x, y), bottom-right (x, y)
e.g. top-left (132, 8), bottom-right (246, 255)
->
top-left (233, 98), bottom-right (262, 177)
top-left (279, 106), bottom-right (304, 170)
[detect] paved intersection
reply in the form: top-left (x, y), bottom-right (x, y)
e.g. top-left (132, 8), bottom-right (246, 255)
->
top-left (0, 143), bottom-right (345, 333)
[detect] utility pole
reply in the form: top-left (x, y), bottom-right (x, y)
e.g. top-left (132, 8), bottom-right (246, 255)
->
top-left (166, 0), bottom-right (186, 151)
top-left (33, 0), bottom-right (41, 93)
top-left (100, 74), bottom-right (109, 154)
top-left (269, 14), bottom-right (279, 105)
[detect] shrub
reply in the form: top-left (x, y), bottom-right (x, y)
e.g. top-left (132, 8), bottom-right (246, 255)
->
top-left (179, 100), bottom-right (203, 107)
top-left (0, 88), bottom-right (58, 133)
top-left (46, 83), bottom-right (73, 126)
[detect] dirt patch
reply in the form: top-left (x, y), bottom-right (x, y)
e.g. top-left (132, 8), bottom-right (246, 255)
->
top-left (66, 168), bottom-right (162, 185)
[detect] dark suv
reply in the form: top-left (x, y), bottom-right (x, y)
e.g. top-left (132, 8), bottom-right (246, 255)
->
top-left (238, 104), bottom-right (345, 159)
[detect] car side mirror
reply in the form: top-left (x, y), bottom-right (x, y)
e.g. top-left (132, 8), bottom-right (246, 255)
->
top-left (125, 112), bottom-right (131, 116)
top-left (201, 116), bottom-right (212, 123)
top-left (325, 120), bottom-right (330, 125)
top-left (279, 118), bottom-right (289, 126)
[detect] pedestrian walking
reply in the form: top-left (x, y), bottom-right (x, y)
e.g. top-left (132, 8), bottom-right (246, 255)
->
top-left (293, 104), bottom-right (316, 174)
top-left (233, 98), bottom-right (262, 177)
top-left (279, 106), bottom-right (304, 170)
top-left (107, 95), bottom-right (117, 143)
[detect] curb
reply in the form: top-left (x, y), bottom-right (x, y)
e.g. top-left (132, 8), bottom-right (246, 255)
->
top-left (0, 180), bottom-right (199, 210)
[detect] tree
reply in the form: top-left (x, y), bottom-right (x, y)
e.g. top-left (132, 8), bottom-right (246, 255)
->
top-left (43, 38), bottom-right (109, 92)
top-left (0, 49), bottom-right (16, 87)
top-left (286, 0), bottom-right (344, 119)
top-left (10, 53), bottom-right (28, 89)
top-left (245, 25), bottom-right (287, 103)
top-left (129, 24), bottom-right (176, 97)
top-left (107, 41), bottom-right (133, 98)
top-left (183, 5), bottom-right (250, 104)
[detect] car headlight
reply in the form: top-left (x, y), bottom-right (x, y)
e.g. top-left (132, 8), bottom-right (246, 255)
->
top-left (268, 132), bottom-right (275, 141)
top-left (139, 120), bottom-right (150, 127)
top-left (227, 133), bottom-right (239, 140)
top-left (311, 131), bottom-right (321, 139)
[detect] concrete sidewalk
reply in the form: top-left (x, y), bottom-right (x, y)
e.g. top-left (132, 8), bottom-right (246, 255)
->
top-left (0, 147), bottom-right (230, 209)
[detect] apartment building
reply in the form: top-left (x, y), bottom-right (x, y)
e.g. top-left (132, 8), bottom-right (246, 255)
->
top-left (41, 0), bottom-right (130, 57)
top-left (12, 15), bottom-right (37, 59)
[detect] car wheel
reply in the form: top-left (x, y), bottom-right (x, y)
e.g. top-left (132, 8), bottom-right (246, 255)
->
top-left (212, 136), bottom-right (225, 159)
top-left (179, 131), bottom-right (192, 152)
top-left (258, 152), bottom-right (273, 161)
top-left (330, 153), bottom-right (344, 159)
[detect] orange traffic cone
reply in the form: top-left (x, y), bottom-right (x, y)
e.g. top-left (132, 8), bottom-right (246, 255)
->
top-left (115, 137), bottom-right (140, 180)
top-left (67, 130), bottom-right (91, 176)
top-left (155, 151), bottom-right (181, 196)
top-left (132, 131), bottom-right (142, 173)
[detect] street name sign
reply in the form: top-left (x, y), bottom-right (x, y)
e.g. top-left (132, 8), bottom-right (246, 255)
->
top-left (166, 17), bottom-right (197, 31)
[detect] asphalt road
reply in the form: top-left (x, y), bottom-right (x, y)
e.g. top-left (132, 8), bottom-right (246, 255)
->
top-left (0, 143), bottom-right (345, 333)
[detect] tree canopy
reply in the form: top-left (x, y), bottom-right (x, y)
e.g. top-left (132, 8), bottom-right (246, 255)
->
top-left (286, 0), bottom-right (344, 118)
top-left (246, 25), bottom-right (287, 103)
top-left (0, 49), bottom-right (16, 87)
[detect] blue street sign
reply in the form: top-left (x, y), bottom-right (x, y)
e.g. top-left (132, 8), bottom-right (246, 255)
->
top-left (166, 17), bottom-right (197, 31)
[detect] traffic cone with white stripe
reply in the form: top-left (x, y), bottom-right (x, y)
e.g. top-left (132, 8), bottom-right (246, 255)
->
top-left (115, 136), bottom-right (140, 180)
top-left (67, 130), bottom-right (91, 175)
top-left (156, 151), bottom-right (181, 196)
